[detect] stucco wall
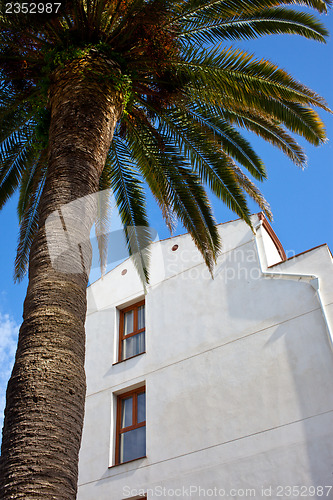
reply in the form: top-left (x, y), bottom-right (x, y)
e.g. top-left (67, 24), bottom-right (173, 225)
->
top-left (78, 215), bottom-right (333, 500)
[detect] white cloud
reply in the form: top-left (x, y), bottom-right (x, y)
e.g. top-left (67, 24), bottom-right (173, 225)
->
top-left (0, 313), bottom-right (19, 435)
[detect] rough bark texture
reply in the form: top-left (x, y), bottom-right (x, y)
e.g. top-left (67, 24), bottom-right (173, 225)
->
top-left (0, 54), bottom-right (123, 499)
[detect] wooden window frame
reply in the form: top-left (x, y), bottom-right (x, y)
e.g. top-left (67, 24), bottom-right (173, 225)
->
top-left (115, 386), bottom-right (146, 465)
top-left (122, 497), bottom-right (147, 500)
top-left (118, 300), bottom-right (145, 362)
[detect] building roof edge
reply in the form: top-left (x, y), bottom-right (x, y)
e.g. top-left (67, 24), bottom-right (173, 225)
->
top-left (268, 243), bottom-right (332, 269)
top-left (257, 212), bottom-right (287, 261)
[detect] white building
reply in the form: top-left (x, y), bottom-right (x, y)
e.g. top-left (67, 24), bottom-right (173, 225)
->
top-left (78, 213), bottom-right (333, 500)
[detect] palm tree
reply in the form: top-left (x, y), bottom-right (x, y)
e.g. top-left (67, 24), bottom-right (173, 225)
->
top-left (0, 0), bottom-right (331, 497)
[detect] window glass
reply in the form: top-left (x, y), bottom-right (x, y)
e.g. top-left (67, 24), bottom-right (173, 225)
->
top-left (138, 305), bottom-right (145, 329)
top-left (121, 397), bottom-right (133, 428)
top-left (122, 331), bottom-right (145, 360)
top-left (124, 310), bottom-right (134, 335)
top-left (119, 427), bottom-right (146, 463)
top-left (137, 392), bottom-right (146, 423)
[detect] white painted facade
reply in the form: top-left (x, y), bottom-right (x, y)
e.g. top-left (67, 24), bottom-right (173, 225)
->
top-left (78, 213), bottom-right (333, 500)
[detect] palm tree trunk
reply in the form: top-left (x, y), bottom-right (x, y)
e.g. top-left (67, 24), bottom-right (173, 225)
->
top-left (0, 54), bottom-right (123, 499)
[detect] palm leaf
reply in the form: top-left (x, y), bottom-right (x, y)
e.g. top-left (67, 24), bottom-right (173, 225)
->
top-left (172, 45), bottom-right (330, 111)
top-left (103, 137), bottom-right (152, 282)
top-left (14, 156), bottom-right (47, 281)
top-left (232, 165), bottom-right (272, 220)
top-left (167, 0), bottom-right (331, 27)
top-left (180, 8), bottom-right (329, 44)
top-left (122, 110), bottom-right (222, 271)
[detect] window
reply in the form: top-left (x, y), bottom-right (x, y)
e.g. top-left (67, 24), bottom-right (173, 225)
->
top-left (115, 387), bottom-right (146, 464)
top-left (119, 300), bottom-right (145, 361)
top-left (123, 496), bottom-right (147, 500)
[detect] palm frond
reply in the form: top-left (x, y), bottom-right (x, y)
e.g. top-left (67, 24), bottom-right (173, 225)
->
top-left (179, 8), bottom-right (329, 45)
top-left (172, 45), bottom-right (330, 111)
top-left (166, 0), bottom-right (331, 28)
top-left (14, 156), bottom-right (47, 281)
top-left (185, 103), bottom-right (267, 179)
top-left (0, 134), bottom-right (37, 209)
top-left (103, 137), bottom-right (152, 282)
top-left (232, 165), bottom-right (272, 220)
top-left (122, 110), bottom-right (222, 271)
top-left (154, 106), bottom-right (258, 226)
top-left (221, 107), bottom-right (308, 166)
top-left (17, 148), bottom-right (47, 220)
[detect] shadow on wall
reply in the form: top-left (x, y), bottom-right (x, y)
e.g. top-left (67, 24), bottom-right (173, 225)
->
top-left (265, 316), bottom-right (333, 488)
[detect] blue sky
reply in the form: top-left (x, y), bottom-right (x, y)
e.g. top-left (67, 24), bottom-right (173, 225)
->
top-left (0, 10), bottom-right (332, 433)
